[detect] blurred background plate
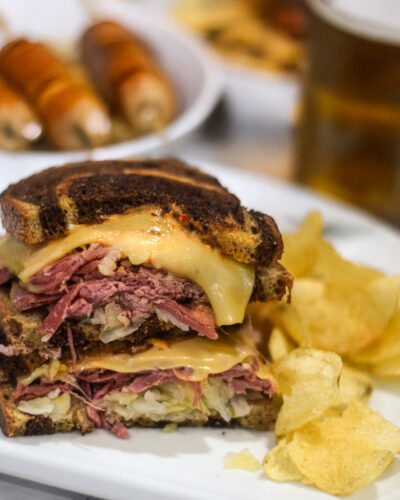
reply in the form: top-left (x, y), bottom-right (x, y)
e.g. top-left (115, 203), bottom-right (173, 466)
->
top-left (0, 0), bottom-right (222, 177)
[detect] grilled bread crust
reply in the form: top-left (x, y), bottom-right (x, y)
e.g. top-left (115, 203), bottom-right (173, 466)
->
top-left (0, 383), bottom-right (94, 437)
top-left (0, 158), bottom-right (283, 267)
top-left (0, 383), bottom-right (276, 437)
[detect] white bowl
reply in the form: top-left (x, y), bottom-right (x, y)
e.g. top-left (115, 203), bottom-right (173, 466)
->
top-left (0, 0), bottom-right (222, 178)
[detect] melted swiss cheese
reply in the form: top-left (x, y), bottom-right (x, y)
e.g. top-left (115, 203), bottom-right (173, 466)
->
top-left (75, 334), bottom-right (273, 382)
top-left (0, 212), bottom-right (255, 326)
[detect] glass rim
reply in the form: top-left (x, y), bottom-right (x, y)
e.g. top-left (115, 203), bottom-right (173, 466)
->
top-left (308, 0), bottom-right (400, 45)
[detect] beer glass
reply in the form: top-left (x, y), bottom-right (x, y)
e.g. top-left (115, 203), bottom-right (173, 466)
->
top-left (295, 0), bottom-right (400, 225)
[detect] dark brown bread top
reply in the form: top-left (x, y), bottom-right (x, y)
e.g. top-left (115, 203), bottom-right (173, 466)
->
top-left (0, 158), bottom-right (283, 267)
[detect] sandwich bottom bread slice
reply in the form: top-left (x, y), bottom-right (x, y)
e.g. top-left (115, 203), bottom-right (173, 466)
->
top-left (0, 383), bottom-right (276, 438)
top-left (0, 330), bottom-right (278, 438)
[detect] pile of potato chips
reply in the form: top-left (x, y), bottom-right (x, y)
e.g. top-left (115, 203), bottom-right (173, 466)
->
top-left (250, 212), bottom-right (400, 495)
top-left (252, 211), bottom-right (400, 376)
top-left (263, 348), bottom-right (400, 496)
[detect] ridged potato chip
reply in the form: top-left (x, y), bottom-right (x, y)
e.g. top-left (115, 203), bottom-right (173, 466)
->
top-left (291, 277), bottom-right (399, 355)
top-left (263, 436), bottom-right (303, 482)
top-left (311, 238), bottom-right (382, 285)
top-left (225, 449), bottom-right (261, 471)
top-left (272, 348), bottom-right (342, 436)
top-left (286, 401), bottom-right (400, 496)
top-left (336, 364), bottom-right (374, 406)
top-left (350, 304), bottom-right (400, 375)
top-left (264, 302), bottom-right (305, 345)
top-left (281, 211), bottom-right (323, 279)
top-left (368, 354), bottom-right (400, 378)
top-left (282, 211), bottom-right (382, 284)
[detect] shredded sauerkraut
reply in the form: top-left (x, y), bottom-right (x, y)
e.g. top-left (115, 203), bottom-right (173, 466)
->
top-left (17, 391), bottom-right (71, 421)
top-left (99, 378), bottom-right (251, 423)
top-left (91, 303), bottom-right (143, 343)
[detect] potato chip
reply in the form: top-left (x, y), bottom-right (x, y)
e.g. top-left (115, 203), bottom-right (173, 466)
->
top-left (350, 303), bottom-right (400, 370)
top-left (272, 348), bottom-right (342, 436)
top-left (369, 354), bottom-right (400, 378)
top-left (282, 210), bottom-right (383, 283)
top-left (162, 423), bottom-right (178, 432)
top-left (291, 276), bottom-right (399, 355)
top-left (265, 302), bottom-right (305, 345)
top-left (336, 364), bottom-right (374, 406)
top-left (225, 449), bottom-right (261, 471)
top-left (281, 211), bottom-right (323, 279)
top-left (268, 327), bottom-right (296, 361)
top-left (311, 238), bottom-right (383, 285)
top-left (248, 300), bottom-right (304, 347)
top-left (286, 400), bottom-right (400, 496)
top-left (263, 436), bottom-right (303, 482)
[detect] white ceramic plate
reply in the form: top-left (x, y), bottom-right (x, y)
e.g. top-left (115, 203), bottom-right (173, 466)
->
top-left (0, 0), bottom-right (222, 174)
top-left (0, 159), bottom-right (399, 500)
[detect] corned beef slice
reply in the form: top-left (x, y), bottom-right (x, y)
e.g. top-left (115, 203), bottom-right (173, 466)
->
top-left (157, 301), bottom-right (217, 340)
top-left (13, 285), bottom-right (63, 311)
top-left (0, 267), bottom-right (13, 285)
top-left (190, 381), bottom-right (203, 406)
top-left (111, 421), bottom-right (129, 439)
top-left (15, 364), bottom-right (275, 402)
top-left (14, 364), bottom-right (275, 412)
top-left (211, 364), bottom-right (275, 394)
top-left (14, 382), bottom-right (72, 401)
top-left (12, 246), bottom-right (218, 340)
top-left (77, 363), bottom-right (275, 399)
top-left (29, 244), bottom-right (110, 293)
top-left (17, 364), bottom-right (274, 409)
top-left (122, 370), bottom-right (178, 393)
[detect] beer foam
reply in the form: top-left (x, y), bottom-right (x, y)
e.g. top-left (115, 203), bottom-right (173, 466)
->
top-left (309, 0), bottom-right (400, 44)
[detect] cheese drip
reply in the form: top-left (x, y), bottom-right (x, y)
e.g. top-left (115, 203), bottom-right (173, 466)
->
top-left (75, 334), bottom-right (274, 382)
top-left (0, 211), bottom-right (255, 326)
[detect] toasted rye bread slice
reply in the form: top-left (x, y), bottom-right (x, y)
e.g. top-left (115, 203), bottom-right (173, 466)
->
top-left (125, 397), bottom-right (277, 431)
top-left (0, 383), bottom-right (276, 437)
top-left (0, 158), bottom-right (283, 267)
top-left (0, 383), bottom-right (94, 437)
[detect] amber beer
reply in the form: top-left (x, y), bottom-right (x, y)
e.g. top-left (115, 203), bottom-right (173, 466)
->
top-left (295, 0), bottom-right (400, 225)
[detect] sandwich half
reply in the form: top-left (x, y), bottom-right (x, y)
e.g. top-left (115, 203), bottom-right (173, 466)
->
top-left (0, 158), bottom-right (291, 438)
